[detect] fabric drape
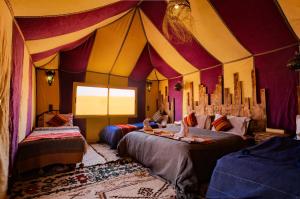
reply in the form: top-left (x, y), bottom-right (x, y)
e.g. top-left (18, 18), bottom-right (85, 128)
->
top-left (59, 32), bottom-right (96, 136)
top-left (9, 23), bottom-right (24, 173)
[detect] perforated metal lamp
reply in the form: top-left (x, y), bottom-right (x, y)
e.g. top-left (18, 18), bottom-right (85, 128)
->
top-left (45, 70), bottom-right (55, 86)
top-left (146, 80), bottom-right (153, 92)
top-left (162, 0), bottom-right (193, 43)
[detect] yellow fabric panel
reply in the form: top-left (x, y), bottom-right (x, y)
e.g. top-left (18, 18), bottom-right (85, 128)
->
top-left (147, 69), bottom-right (167, 81)
top-left (0, 1), bottom-right (13, 197)
top-left (189, 0), bottom-right (250, 62)
top-left (87, 12), bottom-right (133, 73)
top-left (27, 10), bottom-right (130, 54)
top-left (86, 118), bottom-right (109, 142)
top-left (146, 81), bottom-right (159, 117)
top-left (35, 54), bottom-right (58, 68)
top-left (224, 57), bottom-right (254, 102)
top-left (111, 12), bottom-right (147, 76)
top-left (31, 65), bottom-right (36, 128)
top-left (85, 72), bottom-right (129, 142)
top-left (158, 80), bottom-right (169, 98)
top-left (109, 76), bottom-right (128, 87)
top-left (278, 0), bottom-right (300, 39)
top-left (10, 0), bottom-right (119, 16)
top-left (18, 48), bottom-right (30, 142)
top-left (36, 70), bottom-right (60, 115)
top-left (182, 72), bottom-right (200, 116)
top-left (140, 10), bottom-right (198, 75)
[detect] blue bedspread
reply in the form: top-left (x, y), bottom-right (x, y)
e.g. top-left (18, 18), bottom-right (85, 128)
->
top-left (99, 122), bottom-right (158, 149)
top-left (206, 137), bottom-right (300, 199)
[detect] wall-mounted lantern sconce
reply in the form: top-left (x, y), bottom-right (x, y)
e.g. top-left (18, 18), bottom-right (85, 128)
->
top-left (146, 80), bottom-right (153, 92)
top-left (174, 82), bottom-right (183, 91)
top-left (46, 70), bottom-right (55, 86)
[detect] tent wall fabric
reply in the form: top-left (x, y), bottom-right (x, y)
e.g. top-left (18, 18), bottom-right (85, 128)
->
top-left (9, 23), bottom-right (24, 173)
top-left (0, 1), bottom-right (13, 197)
top-left (5, 0), bottom-right (300, 133)
top-left (59, 32), bottom-right (96, 136)
top-left (9, 22), bottom-right (37, 175)
top-left (201, 66), bottom-right (223, 94)
top-left (0, 1), bottom-right (300, 195)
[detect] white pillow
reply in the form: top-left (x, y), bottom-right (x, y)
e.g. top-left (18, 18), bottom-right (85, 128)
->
top-left (226, 116), bottom-right (250, 136)
top-left (296, 115), bottom-right (300, 140)
top-left (195, 114), bottom-right (211, 129)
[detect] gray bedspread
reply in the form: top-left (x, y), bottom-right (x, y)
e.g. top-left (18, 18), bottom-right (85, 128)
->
top-left (117, 125), bottom-right (246, 198)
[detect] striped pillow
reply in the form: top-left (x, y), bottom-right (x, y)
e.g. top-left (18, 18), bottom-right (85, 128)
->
top-left (184, 112), bottom-right (198, 127)
top-left (212, 116), bottom-right (233, 131)
top-left (47, 114), bottom-right (68, 127)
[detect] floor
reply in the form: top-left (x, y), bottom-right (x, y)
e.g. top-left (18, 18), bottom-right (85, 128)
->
top-left (9, 143), bottom-right (176, 199)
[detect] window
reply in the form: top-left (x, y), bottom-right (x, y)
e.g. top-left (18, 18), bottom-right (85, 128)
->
top-left (73, 83), bottom-right (137, 117)
top-left (109, 88), bottom-right (136, 115)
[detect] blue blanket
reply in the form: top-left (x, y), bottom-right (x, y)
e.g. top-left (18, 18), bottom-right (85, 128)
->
top-left (206, 137), bottom-right (300, 199)
top-left (99, 122), bottom-right (158, 149)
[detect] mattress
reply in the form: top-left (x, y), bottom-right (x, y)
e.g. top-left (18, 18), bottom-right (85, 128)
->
top-left (117, 125), bottom-right (247, 198)
top-left (15, 126), bottom-right (86, 173)
top-left (206, 137), bottom-right (300, 199)
top-left (99, 121), bottom-right (159, 149)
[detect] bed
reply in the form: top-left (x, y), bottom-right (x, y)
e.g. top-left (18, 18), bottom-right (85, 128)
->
top-left (117, 124), bottom-right (249, 198)
top-left (99, 121), bottom-right (159, 149)
top-left (206, 137), bottom-right (300, 199)
top-left (15, 115), bottom-right (87, 174)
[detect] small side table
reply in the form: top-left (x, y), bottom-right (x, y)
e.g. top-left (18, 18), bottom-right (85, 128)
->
top-left (254, 131), bottom-right (289, 144)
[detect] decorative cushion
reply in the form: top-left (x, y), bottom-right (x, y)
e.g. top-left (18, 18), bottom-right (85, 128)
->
top-left (152, 110), bottom-right (162, 122)
top-left (46, 114), bottom-right (68, 127)
top-left (226, 116), bottom-right (251, 136)
top-left (212, 116), bottom-right (233, 131)
top-left (184, 112), bottom-right (198, 127)
top-left (59, 113), bottom-right (74, 126)
top-left (195, 114), bottom-right (208, 129)
top-left (44, 113), bottom-right (73, 127)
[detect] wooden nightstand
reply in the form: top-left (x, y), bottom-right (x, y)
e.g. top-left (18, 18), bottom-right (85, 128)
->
top-left (254, 131), bottom-right (289, 144)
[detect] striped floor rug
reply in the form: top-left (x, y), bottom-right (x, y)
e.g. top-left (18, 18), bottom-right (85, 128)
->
top-left (10, 144), bottom-right (176, 199)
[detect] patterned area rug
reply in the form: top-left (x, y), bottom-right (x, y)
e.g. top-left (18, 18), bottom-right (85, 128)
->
top-left (10, 145), bottom-right (176, 199)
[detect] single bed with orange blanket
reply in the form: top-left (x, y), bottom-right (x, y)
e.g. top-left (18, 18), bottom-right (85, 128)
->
top-left (15, 126), bottom-right (86, 173)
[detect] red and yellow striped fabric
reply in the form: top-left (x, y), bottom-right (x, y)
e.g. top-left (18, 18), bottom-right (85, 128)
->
top-left (212, 116), bottom-right (233, 132)
top-left (184, 112), bottom-right (198, 127)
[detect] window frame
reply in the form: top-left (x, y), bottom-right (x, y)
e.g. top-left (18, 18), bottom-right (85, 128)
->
top-left (72, 82), bottom-right (137, 118)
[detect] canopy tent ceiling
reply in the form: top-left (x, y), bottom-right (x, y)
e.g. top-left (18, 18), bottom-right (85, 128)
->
top-left (6, 0), bottom-right (300, 81)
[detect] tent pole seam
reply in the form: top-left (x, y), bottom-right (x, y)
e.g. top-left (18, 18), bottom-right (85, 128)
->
top-left (108, 8), bottom-right (137, 76)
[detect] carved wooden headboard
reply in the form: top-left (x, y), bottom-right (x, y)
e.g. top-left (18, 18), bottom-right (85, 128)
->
top-left (186, 70), bottom-right (267, 131)
top-left (157, 86), bottom-right (175, 123)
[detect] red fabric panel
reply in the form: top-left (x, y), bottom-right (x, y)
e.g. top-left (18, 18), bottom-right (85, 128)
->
top-left (25, 60), bottom-right (33, 137)
top-left (149, 45), bottom-right (180, 78)
top-left (32, 33), bottom-right (93, 62)
top-left (255, 46), bottom-right (298, 133)
top-left (201, 66), bottom-right (223, 94)
top-left (59, 32), bottom-right (96, 136)
top-left (128, 79), bottom-right (146, 123)
top-left (168, 77), bottom-right (183, 121)
top-left (141, 1), bottom-right (220, 69)
top-left (210, 0), bottom-right (297, 54)
top-left (16, 1), bottom-right (138, 40)
top-left (9, 23), bottom-right (25, 173)
top-left (129, 45), bottom-right (153, 81)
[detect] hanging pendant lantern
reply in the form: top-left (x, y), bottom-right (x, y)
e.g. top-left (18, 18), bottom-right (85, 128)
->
top-left (162, 0), bottom-right (193, 44)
